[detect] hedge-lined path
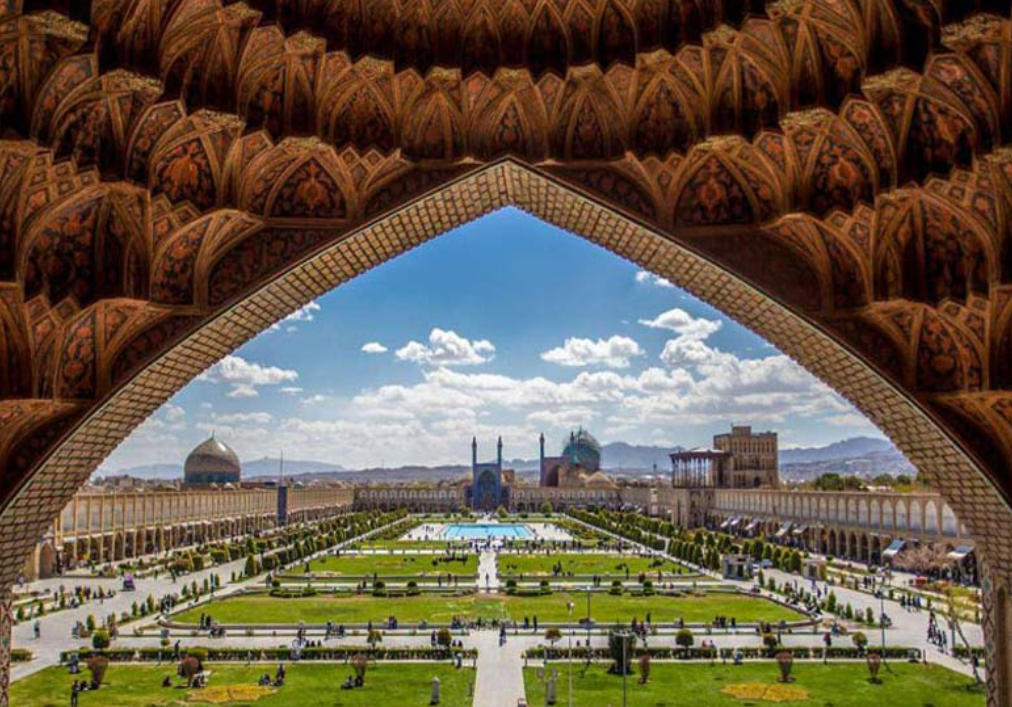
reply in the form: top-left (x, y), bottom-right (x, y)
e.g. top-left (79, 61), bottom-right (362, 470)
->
top-left (10, 514), bottom-right (409, 682)
top-left (478, 550), bottom-right (499, 592)
top-left (472, 629), bottom-right (526, 706)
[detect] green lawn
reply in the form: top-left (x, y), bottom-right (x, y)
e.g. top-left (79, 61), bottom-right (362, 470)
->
top-left (13, 662), bottom-right (473, 707)
top-left (523, 661), bottom-right (984, 706)
top-left (355, 540), bottom-right (470, 550)
top-left (176, 591), bottom-right (801, 626)
top-left (291, 552), bottom-right (477, 578)
top-left (498, 552), bottom-right (689, 578)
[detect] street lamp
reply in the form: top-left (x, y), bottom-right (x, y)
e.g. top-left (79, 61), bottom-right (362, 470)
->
top-left (875, 585), bottom-right (886, 664)
top-left (567, 601), bottom-right (574, 707)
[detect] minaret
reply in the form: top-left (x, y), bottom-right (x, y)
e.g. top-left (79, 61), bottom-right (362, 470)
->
top-left (539, 433), bottom-right (546, 486)
top-left (497, 436), bottom-right (503, 469)
top-left (471, 436), bottom-right (477, 471)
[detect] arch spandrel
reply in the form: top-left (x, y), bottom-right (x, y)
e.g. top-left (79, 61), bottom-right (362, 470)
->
top-left (4, 2), bottom-right (1012, 702)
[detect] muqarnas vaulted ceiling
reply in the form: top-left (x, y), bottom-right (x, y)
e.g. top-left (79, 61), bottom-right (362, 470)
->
top-left (2, 0), bottom-right (1012, 513)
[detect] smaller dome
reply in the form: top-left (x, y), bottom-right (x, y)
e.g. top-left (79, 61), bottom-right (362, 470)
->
top-left (184, 436), bottom-right (241, 485)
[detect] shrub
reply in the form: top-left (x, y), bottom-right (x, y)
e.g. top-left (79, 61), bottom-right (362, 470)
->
top-left (852, 631), bottom-right (868, 652)
top-left (91, 630), bottom-right (110, 651)
top-left (675, 628), bottom-right (693, 651)
top-left (437, 628), bottom-right (452, 649)
top-left (544, 627), bottom-right (562, 645)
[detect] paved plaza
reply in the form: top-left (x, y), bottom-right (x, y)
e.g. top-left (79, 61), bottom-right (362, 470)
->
top-left (10, 516), bottom-right (986, 706)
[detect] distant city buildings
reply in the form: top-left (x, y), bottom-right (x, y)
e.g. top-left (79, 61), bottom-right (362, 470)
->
top-left (671, 425), bottom-right (779, 490)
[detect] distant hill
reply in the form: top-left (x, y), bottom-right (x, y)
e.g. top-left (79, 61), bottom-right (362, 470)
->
top-left (99, 436), bottom-right (913, 484)
top-left (779, 437), bottom-right (895, 464)
top-left (97, 456), bottom-right (344, 481)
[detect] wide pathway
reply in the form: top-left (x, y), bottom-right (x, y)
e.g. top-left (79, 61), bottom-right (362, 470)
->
top-left (478, 549), bottom-right (499, 592)
top-left (471, 629), bottom-right (526, 707)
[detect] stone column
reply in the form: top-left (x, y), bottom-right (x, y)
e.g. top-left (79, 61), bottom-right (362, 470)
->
top-left (0, 588), bottom-right (12, 707)
top-left (980, 554), bottom-right (1011, 707)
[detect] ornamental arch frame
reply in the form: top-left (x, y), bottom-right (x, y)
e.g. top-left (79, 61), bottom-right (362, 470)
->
top-left (2, 0), bottom-right (1012, 703)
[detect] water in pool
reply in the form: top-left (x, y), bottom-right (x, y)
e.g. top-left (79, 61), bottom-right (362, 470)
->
top-left (443, 523), bottom-right (533, 540)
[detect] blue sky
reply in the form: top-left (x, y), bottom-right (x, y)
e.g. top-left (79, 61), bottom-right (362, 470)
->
top-left (103, 208), bottom-right (882, 471)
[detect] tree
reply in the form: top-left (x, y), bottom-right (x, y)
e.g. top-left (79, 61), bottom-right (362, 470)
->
top-left (638, 654), bottom-right (651, 684)
top-left (179, 656), bottom-right (202, 687)
top-left (86, 655), bottom-right (109, 688)
top-left (544, 627), bottom-right (562, 646)
top-left (540, 501), bottom-right (553, 515)
top-left (675, 628), bottom-right (693, 655)
top-left (852, 631), bottom-right (868, 653)
top-left (762, 632), bottom-right (779, 656)
top-left (895, 544), bottom-right (950, 576)
top-left (813, 473), bottom-right (845, 491)
top-left (91, 629), bottom-right (110, 651)
top-left (350, 653), bottom-right (369, 685)
top-left (367, 629), bottom-right (383, 648)
top-left (607, 631), bottom-right (635, 675)
top-left (436, 628), bottom-right (452, 649)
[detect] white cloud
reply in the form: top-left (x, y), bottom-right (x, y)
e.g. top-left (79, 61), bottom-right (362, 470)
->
top-left (227, 384), bottom-right (259, 398)
top-left (212, 411), bottom-right (273, 425)
top-left (198, 355), bottom-right (298, 398)
top-left (395, 328), bottom-right (495, 366)
top-left (163, 404), bottom-right (185, 423)
top-left (361, 342), bottom-right (388, 354)
top-left (526, 408), bottom-right (596, 429)
top-left (635, 270), bottom-right (674, 288)
top-left (269, 301), bottom-right (321, 331)
top-left (639, 308), bottom-right (721, 340)
top-left (541, 335), bottom-right (644, 369)
top-left (301, 394), bottom-right (329, 405)
top-left (280, 387), bottom-right (304, 395)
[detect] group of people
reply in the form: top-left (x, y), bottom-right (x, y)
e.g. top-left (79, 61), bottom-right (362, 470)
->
top-left (68, 679), bottom-right (97, 706)
top-left (927, 611), bottom-right (950, 653)
top-left (196, 612), bottom-right (224, 637)
top-left (256, 663), bottom-right (286, 688)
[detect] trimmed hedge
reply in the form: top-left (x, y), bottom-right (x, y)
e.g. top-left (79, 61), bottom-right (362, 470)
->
top-left (11, 649), bottom-right (32, 662)
top-left (526, 645), bottom-right (922, 661)
top-left (61, 645), bottom-right (475, 663)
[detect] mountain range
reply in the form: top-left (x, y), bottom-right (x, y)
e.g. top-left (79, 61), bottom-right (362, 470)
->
top-left (96, 436), bottom-right (911, 483)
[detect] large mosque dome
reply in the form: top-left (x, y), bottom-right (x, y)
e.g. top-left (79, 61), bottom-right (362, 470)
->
top-left (184, 436), bottom-right (241, 486)
top-left (562, 428), bottom-right (601, 472)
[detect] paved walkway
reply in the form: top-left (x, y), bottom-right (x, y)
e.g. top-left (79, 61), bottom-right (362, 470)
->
top-left (478, 550), bottom-right (498, 592)
top-left (472, 630), bottom-right (526, 706)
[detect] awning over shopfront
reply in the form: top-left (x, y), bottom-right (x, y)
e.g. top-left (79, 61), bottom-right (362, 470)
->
top-left (792, 525), bottom-right (807, 535)
top-left (882, 539), bottom-right (906, 559)
top-left (745, 519), bottom-right (760, 533)
top-left (775, 522), bottom-right (792, 538)
top-left (727, 517), bottom-right (741, 528)
top-left (947, 545), bottom-right (974, 561)
top-left (719, 518), bottom-right (731, 530)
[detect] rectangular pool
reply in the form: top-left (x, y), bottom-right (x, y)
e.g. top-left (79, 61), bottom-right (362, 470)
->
top-left (443, 523), bottom-right (533, 540)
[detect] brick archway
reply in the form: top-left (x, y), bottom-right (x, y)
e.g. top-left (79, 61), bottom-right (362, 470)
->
top-left (3, 0), bottom-right (1012, 703)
